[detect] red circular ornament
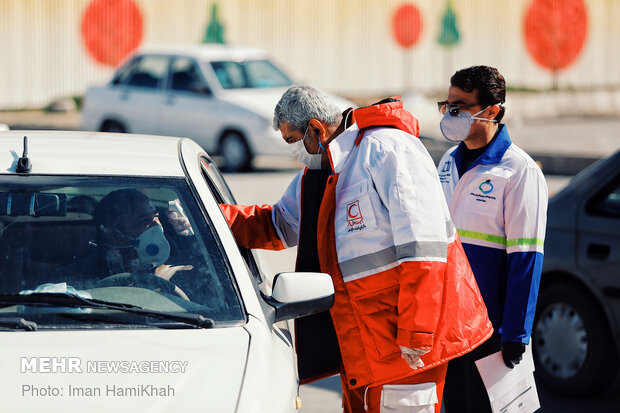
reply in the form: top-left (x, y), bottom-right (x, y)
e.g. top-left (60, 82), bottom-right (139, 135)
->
top-left (523, 0), bottom-right (588, 71)
top-left (392, 4), bottom-right (423, 49)
top-left (81, 0), bottom-right (144, 67)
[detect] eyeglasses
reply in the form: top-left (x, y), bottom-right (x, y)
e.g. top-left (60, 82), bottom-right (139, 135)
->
top-left (437, 101), bottom-right (479, 116)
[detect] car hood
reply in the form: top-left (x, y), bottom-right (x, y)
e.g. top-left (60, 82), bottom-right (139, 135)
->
top-left (218, 87), bottom-right (356, 120)
top-left (1, 327), bottom-right (249, 411)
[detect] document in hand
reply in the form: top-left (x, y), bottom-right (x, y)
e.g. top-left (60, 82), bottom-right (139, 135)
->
top-left (474, 346), bottom-right (540, 413)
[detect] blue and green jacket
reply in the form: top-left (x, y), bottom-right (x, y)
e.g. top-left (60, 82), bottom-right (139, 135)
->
top-left (437, 125), bottom-right (548, 344)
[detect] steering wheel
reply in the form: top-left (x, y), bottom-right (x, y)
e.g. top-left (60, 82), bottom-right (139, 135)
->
top-left (96, 272), bottom-right (190, 301)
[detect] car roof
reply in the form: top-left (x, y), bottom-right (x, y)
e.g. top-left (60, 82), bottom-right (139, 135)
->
top-left (0, 131), bottom-right (186, 177)
top-left (135, 44), bottom-right (269, 61)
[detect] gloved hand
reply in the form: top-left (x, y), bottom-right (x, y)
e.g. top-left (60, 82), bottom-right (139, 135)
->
top-left (399, 346), bottom-right (430, 370)
top-left (501, 342), bottom-right (526, 369)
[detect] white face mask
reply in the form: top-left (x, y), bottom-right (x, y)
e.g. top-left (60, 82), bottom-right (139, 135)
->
top-left (289, 126), bottom-right (324, 169)
top-left (440, 106), bottom-right (497, 142)
top-left (133, 225), bottom-right (170, 266)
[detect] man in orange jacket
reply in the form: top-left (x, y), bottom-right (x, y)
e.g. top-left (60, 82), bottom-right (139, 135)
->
top-left (220, 85), bottom-right (492, 413)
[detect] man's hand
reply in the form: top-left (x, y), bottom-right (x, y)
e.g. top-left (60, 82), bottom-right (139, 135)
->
top-left (155, 264), bottom-right (194, 281)
top-left (501, 342), bottom-right (526, 369)
top-left (165, 210), bottom-right (193, 236)
top-left (399, 346), bottom-right (430, 370)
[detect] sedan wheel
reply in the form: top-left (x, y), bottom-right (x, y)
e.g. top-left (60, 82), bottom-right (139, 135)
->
top-left (101, 120), bottom-right (126, 133)
top-left (219, 132), bottom-right (252, 172)
top-left (535, 302), bottom-right (587, 379)
top-left (533, 282), bottom-right (619, 396)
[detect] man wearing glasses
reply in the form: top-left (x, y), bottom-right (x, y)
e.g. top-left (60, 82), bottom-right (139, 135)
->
top-left (436, 66), bottom-right (548, 413)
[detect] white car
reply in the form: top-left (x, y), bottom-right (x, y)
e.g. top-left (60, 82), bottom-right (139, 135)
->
top-left (0, 130), bottom-right (334, 412)
top-left (82, 44), bottom-right (354, 171)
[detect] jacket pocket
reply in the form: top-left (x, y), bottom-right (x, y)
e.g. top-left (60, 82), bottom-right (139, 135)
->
top-left (356, 285), bottom-right (399, 359)
top-left (380, 382), bottom-right (438, 413)
top-left (336, 179), bottom-right (377, 239)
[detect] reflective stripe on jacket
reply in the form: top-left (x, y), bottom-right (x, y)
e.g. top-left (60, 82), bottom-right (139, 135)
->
top-left (221, 101), bottom-right (493, 389)
top-left (437, 125), bottom-right (548, 343)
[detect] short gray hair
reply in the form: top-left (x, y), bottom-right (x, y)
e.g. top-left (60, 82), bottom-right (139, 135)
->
top-left (273, 84), bottom-right (342, 131)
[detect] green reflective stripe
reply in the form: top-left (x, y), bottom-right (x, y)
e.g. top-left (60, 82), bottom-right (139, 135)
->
top-left (457, 229), bottom-right (506, 246)
top-left (507, 237), bottom-right (544, 247)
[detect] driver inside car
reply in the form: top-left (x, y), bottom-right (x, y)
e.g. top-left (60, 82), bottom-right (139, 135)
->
top-left (92, 189), bottom-right (194, 299)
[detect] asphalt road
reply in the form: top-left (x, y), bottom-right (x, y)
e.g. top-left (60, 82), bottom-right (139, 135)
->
top-left (223, 166), bottom-right (620, 413)
top-left (4, 110), bottom-right (620, 411)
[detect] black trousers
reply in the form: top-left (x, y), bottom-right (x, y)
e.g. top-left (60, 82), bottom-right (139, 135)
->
top-left (443, 334), bottom-right (502, 413)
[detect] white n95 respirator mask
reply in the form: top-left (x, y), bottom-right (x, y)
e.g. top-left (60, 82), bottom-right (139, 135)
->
top-left (289, 126), bottom-right (324, 169)
top-left (440, 106), bottom-right (497, 142)
top-left (132, 225), bottom-right (170, 267)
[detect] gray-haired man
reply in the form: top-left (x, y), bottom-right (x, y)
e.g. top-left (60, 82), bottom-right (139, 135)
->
top-left (220, 85), bottom-right (492, 413)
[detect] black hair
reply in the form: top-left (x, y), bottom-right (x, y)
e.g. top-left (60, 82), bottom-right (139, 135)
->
top-left (93, 188), bottom-right (150, 228)
top-left (450, 66), bottom-right (506, 122)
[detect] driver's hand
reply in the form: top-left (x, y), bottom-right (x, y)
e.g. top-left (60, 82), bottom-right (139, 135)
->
top-left (165, 210), bottom-right (193, 236)
top-left (155, 264), bottom-right (194, 281)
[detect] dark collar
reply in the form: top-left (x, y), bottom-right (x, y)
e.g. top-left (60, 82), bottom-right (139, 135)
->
top-left (451, 124), bottom-right (512, 171)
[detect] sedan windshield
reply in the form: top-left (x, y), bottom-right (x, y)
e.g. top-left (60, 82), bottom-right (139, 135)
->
top-left (0, 176), bottom-right (244, 329)
top-left (210, 59), bottom-right (293, 89)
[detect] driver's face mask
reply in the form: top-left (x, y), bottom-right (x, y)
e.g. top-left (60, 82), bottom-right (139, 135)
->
top-left (289, 125), bottom-right (324, 169)
top-left (133, 225), bottom-right (170, 266)
top-left (105, 225), bottom-right (170, 267)
top-left (440, 105), bottom-right (498, 142)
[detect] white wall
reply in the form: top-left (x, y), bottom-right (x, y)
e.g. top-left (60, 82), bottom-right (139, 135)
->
top-left (0, 0), bottom-right (618, 109)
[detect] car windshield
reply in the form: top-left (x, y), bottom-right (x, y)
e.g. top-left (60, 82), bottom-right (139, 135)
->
top-left (0, 176), bottom-right (244, 329)
top-left (210, 59), bottom-right (293, 89)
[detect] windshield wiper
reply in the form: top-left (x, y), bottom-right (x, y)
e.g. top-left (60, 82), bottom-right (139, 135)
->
top-left (0, 317), bottom-right (37, 331)
top-left (0, 293), bottom-right (213, 328)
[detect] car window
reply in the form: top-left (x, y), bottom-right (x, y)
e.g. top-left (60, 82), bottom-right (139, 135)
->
top-left (0, 176), bottom-right (245, 328)
top-left (111, 57), bottom-right (140, 86)
top-left (126, 55), bottom-right (169, 90)
top-left (211, 61), bottom-right (246, 89)
top-left (200, 157), bottom-right (236, 204)
top-left (211, 59), bottom-right (293, 89)
top-left (170, 57), bottom-right (209, 94)
top-left (587, 177), bottom-right (620, 217)
top-left (199, 158), bottom-right (265, 285)
top-left (244, 59), bottom-right (292, 88)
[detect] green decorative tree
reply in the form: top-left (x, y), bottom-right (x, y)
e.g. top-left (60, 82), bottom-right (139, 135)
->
top-left (438, 0), bottom-right (460, 86)
top-left (203, 3), bottom-right (225, 44)
top-left (438, 0), bottom-right (460, 47)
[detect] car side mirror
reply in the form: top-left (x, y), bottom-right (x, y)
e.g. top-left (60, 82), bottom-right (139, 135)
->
top-left (262, 272), bottom-right (334, 323)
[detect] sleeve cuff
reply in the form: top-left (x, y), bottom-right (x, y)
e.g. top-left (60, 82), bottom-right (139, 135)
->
top-left (397, 328), bottom-right (433, 350)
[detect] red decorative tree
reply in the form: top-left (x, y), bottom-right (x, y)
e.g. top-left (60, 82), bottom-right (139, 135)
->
top-left (392, 4), bottom-right (423, 49)
top-left (81, 0), bottom-right (144, 67)
top-left (523, 0), bottom-right (588, 88)
top-left (391, 3), bottom-right (424, 93)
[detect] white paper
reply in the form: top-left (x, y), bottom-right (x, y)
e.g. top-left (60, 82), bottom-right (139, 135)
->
top-left (474, 345), bottom-right (540, 413)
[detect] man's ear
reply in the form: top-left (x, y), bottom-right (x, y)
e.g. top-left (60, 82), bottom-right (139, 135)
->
top-left (488, 104), bottom-right (501, 119)
top-left (308, 119), bottom-right (326, 140)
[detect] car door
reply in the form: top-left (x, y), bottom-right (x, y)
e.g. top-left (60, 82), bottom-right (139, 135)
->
top-left (198, 156), bottom-right (274, 283)
top-left (162, 57), bottom-right (222, 153)
top-left (576, 172), bottom-right (620, 328)
top-left (117, 54), bottom-right (169, 135)
top-left (198, 155), bottom-right (296, 347)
